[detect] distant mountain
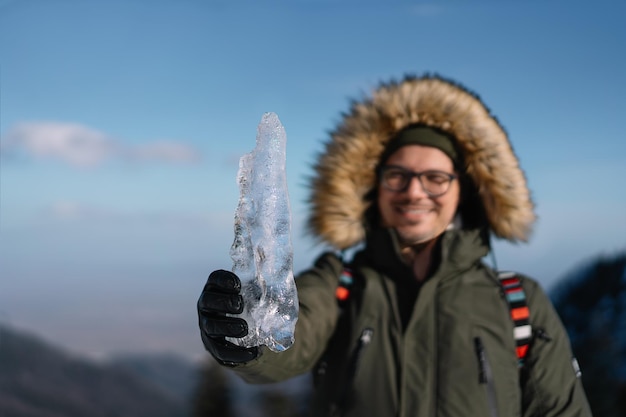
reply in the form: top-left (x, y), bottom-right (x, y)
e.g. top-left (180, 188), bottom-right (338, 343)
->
top-left (0, 323), bottom-right (191, 417)
top-left (550, 251), bottom-right (626, 417)
top-left (108, 352), bottom-right (200, 403)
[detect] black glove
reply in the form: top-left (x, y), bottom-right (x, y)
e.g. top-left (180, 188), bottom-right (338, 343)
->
top-left (197, 269), bottom-right (260, 366)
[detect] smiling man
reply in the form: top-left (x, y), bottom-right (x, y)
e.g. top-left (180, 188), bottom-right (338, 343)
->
top-left (198, 74), bottom-right (592, 417)
top-left (377, 129), bottom-right (462, 282)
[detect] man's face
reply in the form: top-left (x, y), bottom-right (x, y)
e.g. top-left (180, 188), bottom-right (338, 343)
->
top-left (377, 145), bottom-right (460, 246)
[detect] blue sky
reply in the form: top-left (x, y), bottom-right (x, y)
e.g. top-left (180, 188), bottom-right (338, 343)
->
top-left (1, 0), bottom-right (625, 361)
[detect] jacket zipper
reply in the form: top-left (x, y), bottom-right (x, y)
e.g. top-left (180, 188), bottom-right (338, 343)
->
top-left (474, 337), bottom-right (499, 417)
top-left (348, 327), bottom-right (374, 377)
top-left (332, 328), bottom-right (374, 416)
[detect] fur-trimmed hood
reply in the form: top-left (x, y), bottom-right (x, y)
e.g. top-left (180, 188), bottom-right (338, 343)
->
top-left (307, 74), bottom-right (536, 249)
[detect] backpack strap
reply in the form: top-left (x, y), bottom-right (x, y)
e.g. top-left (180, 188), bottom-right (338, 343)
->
top-left (336, 267), bottom-right (354, 305)
top-left (335, 265), bottom-right (365, 314)
top-left (498, 271), bottom-right (532, 367)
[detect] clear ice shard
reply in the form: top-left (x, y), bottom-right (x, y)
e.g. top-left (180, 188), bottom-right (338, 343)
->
top-left (227, 112), bottom-right (299, 352)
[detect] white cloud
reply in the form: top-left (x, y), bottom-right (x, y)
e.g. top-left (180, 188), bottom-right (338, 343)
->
top-left (126, 141), bottom-right (201, 163)
top-left (410, 4), bottom-right (445, 17)
top-left (50, 201), bottom-right (86, 219)
top-left (46, 200), bottom-right (211, 226)
top-left (0, 121), bottom-right (202, 167)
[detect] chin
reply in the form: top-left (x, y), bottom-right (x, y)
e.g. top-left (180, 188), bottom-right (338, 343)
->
top-left (396, 230), bottom-right (434, 246)
top-left (395, 226), bottom-right (446, 246)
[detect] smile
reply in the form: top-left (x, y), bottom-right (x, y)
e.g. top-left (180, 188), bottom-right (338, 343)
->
top-left (396, 207), bottom-right (435, 219)
top-left (397, 206), bottom-right (433, 214)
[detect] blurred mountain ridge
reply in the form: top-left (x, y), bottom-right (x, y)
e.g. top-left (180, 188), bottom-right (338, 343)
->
top-left (0, 321), bottom-right (311, 417)
top-left (0, 323), bottom-right (195, 417)
top-left (550, 250), bottom-right (626, 417)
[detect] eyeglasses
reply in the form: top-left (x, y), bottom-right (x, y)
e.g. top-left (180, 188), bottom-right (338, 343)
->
top-left (378, 165), bottom-right (457, 197)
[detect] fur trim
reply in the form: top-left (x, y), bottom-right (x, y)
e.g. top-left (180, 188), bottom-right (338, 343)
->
top-left (307, 74), bottom-right (536, 249)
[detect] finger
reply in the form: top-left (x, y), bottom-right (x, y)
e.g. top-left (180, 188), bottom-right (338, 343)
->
top-left (200, 316), bottom-right (248, 338)
top-left (206, 270), bottom-right (242, 293)
top-left (198, 291), bottom-right (244, 314)
top-left (200, 332), bottom-right (259, 365)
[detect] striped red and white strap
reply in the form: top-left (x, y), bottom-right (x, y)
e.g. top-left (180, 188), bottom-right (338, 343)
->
top-left (499, 271), bottom-right (532, 367)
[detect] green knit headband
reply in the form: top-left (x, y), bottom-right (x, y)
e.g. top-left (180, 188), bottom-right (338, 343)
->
top-left (379, 125), bottom-right (460, 167)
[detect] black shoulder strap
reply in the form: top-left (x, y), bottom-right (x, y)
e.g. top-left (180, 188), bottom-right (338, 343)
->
top-left (498, 271), bottom-right (532, 367)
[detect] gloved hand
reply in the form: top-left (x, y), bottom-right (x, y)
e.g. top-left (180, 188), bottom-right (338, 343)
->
top-left (197, 269), bottom-right (260, 366)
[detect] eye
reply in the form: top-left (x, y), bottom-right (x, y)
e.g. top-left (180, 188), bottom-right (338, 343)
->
top-left (381, 167), bottom-right (412, 190)
top-left (424, 172), bottom-right (449, 184)
top-left (386, 169), bottom-right (408, 180)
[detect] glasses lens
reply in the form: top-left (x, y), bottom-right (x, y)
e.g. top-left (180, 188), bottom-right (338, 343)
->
top-left (421, 172), bottom-right (452, 196)
top-left (382, 168), bottom-right (410, 191)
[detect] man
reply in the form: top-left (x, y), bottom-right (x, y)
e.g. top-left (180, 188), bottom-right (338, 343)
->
top-left (198, 74), bottom-right (592, 416)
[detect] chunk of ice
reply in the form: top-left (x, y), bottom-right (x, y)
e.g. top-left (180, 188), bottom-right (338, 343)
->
top-left (227, 112), bottom-right (298, 352)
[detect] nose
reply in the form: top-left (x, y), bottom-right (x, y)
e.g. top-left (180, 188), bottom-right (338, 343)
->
top-left (404, 176), bottom-right (429, 197)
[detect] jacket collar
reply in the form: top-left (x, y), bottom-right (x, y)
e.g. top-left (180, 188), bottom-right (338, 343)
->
top-left (356, 226), bottom-right (490, 282)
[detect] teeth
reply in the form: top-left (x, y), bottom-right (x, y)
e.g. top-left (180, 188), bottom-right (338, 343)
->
top-left (401, 208), bottom-right (430, 214)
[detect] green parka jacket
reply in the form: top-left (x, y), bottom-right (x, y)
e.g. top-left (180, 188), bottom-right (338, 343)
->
top-left (232, 227), bottom-right (591, 417)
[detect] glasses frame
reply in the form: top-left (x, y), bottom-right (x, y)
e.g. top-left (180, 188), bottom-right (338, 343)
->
top-left (378, 165), bottom-right (458, 197)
